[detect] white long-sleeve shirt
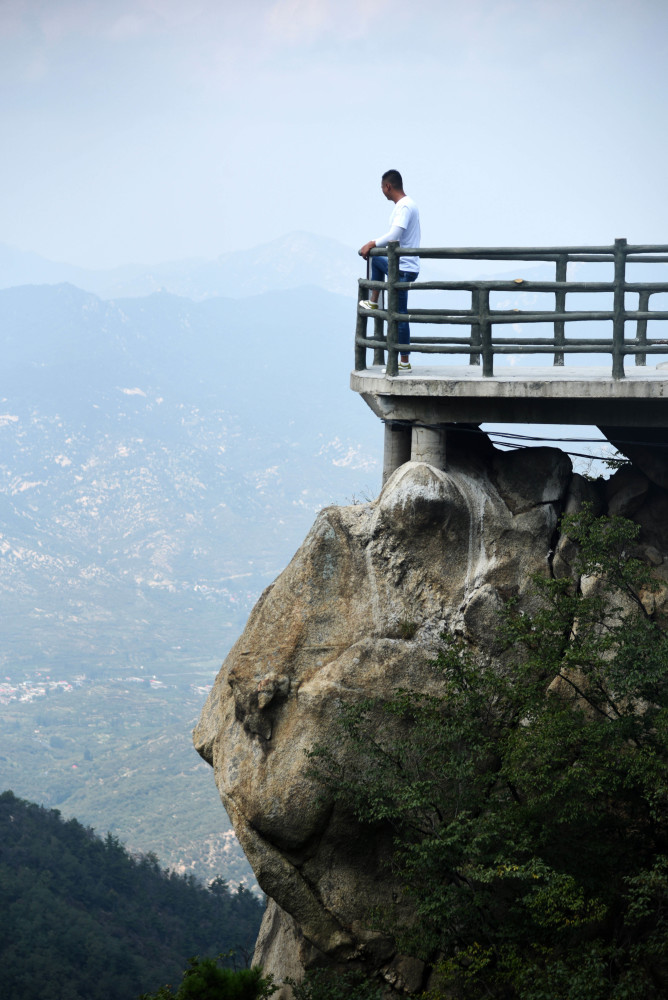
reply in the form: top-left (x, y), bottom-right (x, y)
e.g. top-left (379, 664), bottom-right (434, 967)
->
top-left (375, 195), bottom-right (421, 273)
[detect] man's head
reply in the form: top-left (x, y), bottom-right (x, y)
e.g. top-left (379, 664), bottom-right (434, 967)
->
top-left (381, 169), bottom-right (404, 200)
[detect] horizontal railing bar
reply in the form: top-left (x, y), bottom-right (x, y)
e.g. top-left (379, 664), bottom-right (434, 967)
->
top-left (403, 309), bottom-right (618, 318)
top-left (361, 279), bottom-right (668, 294)
top-left (404, 336), bottom-right (484, 344)
top-left (414, 253), bottom-right (605, 261)
top-left (390, 281), bottom-right (617, 292)
top-left (565, 254), bottom-right (668, 262)
top-left (417, 310), bottom-right (668, 320)
top-left (354, 337), bottom-right (668, 356)
top-left (435, 339), bottom-right (668, 348)
top-left (625, 311), bottom-right (668, 319)
top-left (356, 335), bottom-right (668, 350)
top-left (414, 337), bottom-right (660, 346)
top-left (368, 244), bottom-right (668, 260)
top-left (625, 285), bottom-right (668, 292)
top-left (625, 245), bottom-right (668, 253)
top-left (403, 313), bottom-right (615, 324)
top-left (369, 246), bottom-right (617, 258)
top-left (409, 312), bottom-right (668, 324)
top-left (355, 345), bottom-right (668, 360)
top-left (478, 344), bottom-right (668, 355)
top-left (623, 346), bottom-right (668, 353)
top-left (362, 309), bottom-right (668, 325)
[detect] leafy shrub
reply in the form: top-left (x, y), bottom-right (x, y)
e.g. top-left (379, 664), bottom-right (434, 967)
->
top-left (140, 955), bottom-right (277, 1000)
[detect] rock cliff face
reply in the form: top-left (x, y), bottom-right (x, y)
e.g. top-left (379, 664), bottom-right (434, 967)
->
top-left (193, 442), bottom-right (668, 995)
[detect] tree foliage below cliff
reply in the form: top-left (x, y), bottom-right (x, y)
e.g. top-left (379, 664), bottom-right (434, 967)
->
top-left (140, 955), bottom-right (277, 1000)
top-left (311, 509), bottom-right (668, 999)
top-left (0, 791), bottom-right (263, 1000)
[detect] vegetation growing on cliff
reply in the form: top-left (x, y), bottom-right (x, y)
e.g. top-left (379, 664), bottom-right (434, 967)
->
top-left (139, 956), bottom-right (277, 1000)
top-left (310, 509), bottom-right (668, 998)
top-left (0, 791), bottom-right (263, 1000)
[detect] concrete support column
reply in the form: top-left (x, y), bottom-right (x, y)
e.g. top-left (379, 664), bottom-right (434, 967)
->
top-left (382, 422), bottom-right (412, 484)
top-left (411, 425), bottom-right (447, 470)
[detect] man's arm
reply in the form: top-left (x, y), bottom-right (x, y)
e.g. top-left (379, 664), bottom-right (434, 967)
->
top-left (359, 224), bottom-right (406, 260)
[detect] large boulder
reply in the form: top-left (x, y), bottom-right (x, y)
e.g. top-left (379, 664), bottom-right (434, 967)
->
top-left (193, 447), bottom-right (574, 993)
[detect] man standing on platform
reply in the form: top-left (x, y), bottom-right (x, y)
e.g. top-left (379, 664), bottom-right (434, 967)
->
top-left (358, 169), bottom-right (421, 372)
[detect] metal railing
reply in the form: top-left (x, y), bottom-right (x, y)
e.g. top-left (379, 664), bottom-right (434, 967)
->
top-left (354, 238), bottom-right (668, 378)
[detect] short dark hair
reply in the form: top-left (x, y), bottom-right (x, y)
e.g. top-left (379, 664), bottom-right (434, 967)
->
top-left (382, 169), bottom-right (403, 190)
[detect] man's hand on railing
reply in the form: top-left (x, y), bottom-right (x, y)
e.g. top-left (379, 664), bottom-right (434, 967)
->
top-left (358, 240), bottom-right (376, 260)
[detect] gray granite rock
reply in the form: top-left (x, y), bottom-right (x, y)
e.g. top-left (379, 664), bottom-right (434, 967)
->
top-left (194, 449), bottom-right (579, 994)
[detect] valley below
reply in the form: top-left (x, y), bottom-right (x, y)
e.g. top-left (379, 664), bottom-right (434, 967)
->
top-left (0, 270), bottom-right (380, 886)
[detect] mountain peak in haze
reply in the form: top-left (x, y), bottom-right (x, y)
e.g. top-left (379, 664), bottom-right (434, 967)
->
top-left (0, 232), bottom-right (361, 301)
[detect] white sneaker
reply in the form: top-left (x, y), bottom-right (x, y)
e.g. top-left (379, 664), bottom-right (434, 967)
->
top-left (398, 361), bottom-right (412, 371)
top-left (359, 300), bottom-right (378, 310)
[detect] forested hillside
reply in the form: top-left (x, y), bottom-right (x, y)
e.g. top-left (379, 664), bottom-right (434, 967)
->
top-left (0, 791), bottom-right (264, 1000)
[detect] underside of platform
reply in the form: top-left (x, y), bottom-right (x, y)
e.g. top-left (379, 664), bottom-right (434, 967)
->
top-left (351, 364), bottom-right (668, 485)
top-left (350, 364), bottom-right (668, 427)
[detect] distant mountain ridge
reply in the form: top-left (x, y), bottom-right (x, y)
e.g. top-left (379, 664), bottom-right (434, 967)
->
top-left (0, 231), bottom-right (363, 300)
top-left (0, 231), bottom-right (550, 304)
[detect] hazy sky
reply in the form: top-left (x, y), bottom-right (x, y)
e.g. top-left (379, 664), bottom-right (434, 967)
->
top-left (2, 0), bottom-right (668, 268)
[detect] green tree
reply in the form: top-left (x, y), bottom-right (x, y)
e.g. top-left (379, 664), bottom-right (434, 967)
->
top-left (309, 508), bottom-right (668, 999)
top-left (139, 955), bottom-right (277, 1000)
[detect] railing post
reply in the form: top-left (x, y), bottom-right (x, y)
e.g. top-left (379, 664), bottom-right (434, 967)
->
top-left (469, 288), bottom-right (481, 365)
top-left (480, 288), bottom-right (493, 376)
top-left (554, 254), bottom-right (567, 366)
top-left (636, 289), bottom-right (650, 367)
top-left (612, 237), bottom-right (627, 379)
top-left (355, 278), bottom-right (367, 370)
top-left (386, 241), bottom-right (400, 377)
top-left (373, 300), bottom-right (386, 366)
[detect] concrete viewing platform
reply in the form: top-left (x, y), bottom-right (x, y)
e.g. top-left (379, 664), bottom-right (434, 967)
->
top-left (352, 241), bottom-right (668, 480)
top-left (351, 364), bottom-right (668, 427)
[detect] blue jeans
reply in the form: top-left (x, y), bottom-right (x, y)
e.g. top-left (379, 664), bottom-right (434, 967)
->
top-left (371, 256), bottom-right (418, 352)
